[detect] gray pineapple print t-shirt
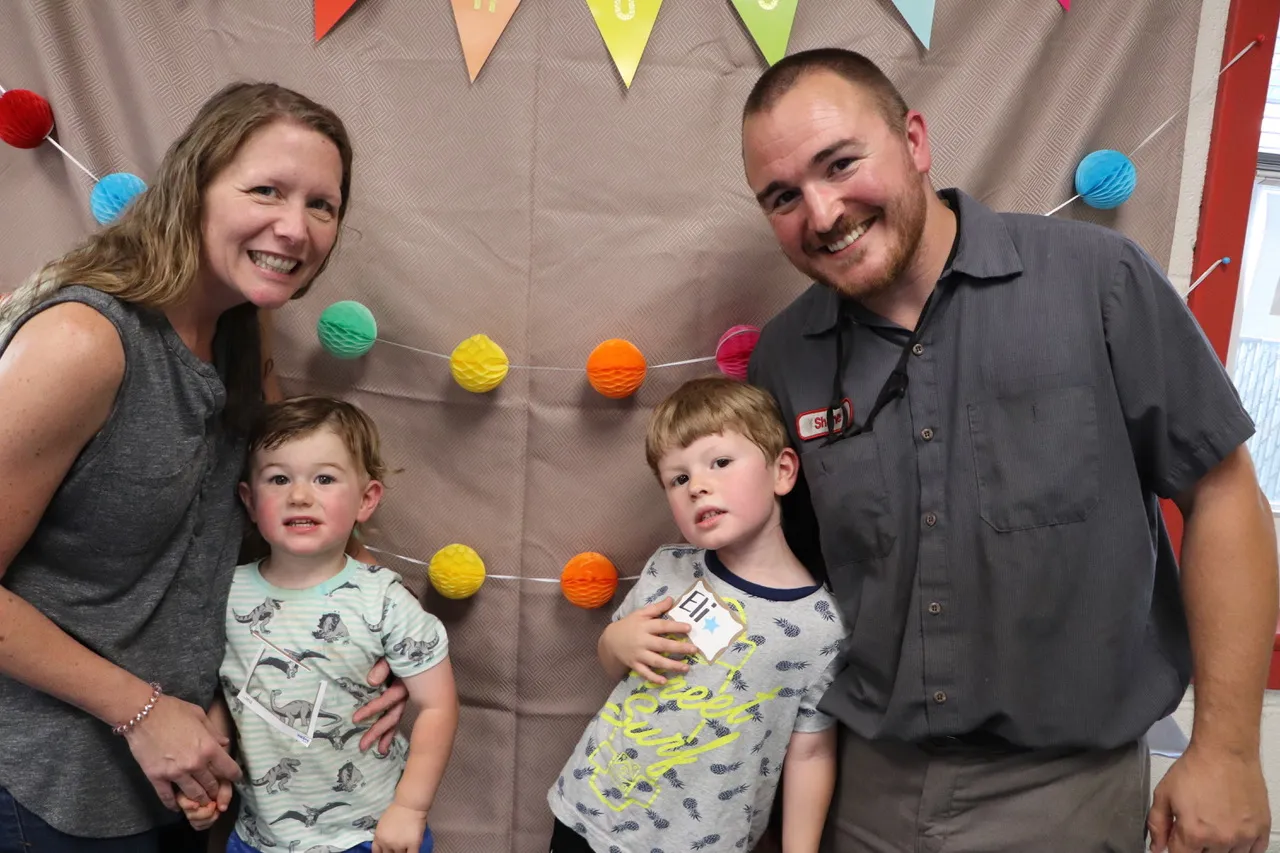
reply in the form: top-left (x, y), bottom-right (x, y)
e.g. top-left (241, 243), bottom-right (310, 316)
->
top-left (548, 545), bottom-right (848, 852)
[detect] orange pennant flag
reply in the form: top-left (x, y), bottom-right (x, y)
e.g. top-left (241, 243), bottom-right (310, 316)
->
top-left (316, 0), bottom-right (361, 40)
top-left (452, 0), bottom-right (522, 81)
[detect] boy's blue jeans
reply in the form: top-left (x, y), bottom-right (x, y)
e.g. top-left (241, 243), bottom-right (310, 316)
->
top-left (227, 826), bottom-right (434, 853)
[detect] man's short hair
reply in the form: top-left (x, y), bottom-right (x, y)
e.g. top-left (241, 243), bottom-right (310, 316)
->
top-left (743, 47), bottom-right (909, 134)
top-left (645, 376), bottom-right (789, 477)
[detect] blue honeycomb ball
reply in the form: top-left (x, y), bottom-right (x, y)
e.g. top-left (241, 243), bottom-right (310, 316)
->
top-left (317, 301), bottom-right (377, 359)
top-left (1074, 150), bottom-right (1136, 210)
top-left (90, 172), bottom-right (146, 225)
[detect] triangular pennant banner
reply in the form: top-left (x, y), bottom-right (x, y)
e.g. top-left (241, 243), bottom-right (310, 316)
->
top-left (315, 0), bottom-right (361, 40)
top-left (729, 0), bottom-right (800, 66)
top-left (585, 0), bottom-right (664, 88)
top-left (452, 0), bottom-right (522, 81)
top-left (889, 0), bottom-right (934, 49)
top-left (1058, 0), bottom-right (1070, 9)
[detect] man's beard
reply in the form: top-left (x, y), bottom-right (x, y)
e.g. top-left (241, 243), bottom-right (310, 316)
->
top-left (821, 186), bottom-right (927, 303)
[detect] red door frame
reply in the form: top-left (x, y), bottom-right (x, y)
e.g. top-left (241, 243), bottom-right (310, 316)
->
top-left (1175, 0), bottom-right (1280, 685)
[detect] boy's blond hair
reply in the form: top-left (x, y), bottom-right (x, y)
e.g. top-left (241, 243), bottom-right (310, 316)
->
top-left (645, 376), bottom-right (789, 477)
top-left (247, 395), bottom-right (387, 482)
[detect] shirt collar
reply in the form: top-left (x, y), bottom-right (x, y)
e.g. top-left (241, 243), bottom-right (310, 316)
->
top-left (801, 188), bottom-right (1025, 336)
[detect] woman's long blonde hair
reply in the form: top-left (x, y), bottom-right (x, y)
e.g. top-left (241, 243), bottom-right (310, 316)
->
top-left (0, 82), bottom-right (353, 429)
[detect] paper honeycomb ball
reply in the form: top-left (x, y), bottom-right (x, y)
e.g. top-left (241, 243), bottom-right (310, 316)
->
top-left (317, 301), bottom-right (378, 359)
top-left (428, 544), bottom-right (486, 600)
top-left (560, 551), bottom-right (619, 609)
top-left (715, 325), bottom-right (760, 381)
top-left (586, 338), bottom-right (647, 399)
top-left (1074, 149), bottom-right (1137, 210)
top-left (0, 89), bottom-right (54, 149)
top-left (90, 172), bottom-right (146, 225)
top-left (450, 334), bottom-right (509, 393)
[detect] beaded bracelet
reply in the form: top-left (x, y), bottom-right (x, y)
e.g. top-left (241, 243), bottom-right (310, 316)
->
top-left (112, 682), bottom-right (163, 736)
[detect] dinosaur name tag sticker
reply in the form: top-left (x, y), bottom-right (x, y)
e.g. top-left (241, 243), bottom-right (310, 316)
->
top-left (238, 636), bottom-right (329, 747)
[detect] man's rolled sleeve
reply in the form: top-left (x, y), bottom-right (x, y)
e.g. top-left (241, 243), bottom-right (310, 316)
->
top-left (1102, 240), bottom-right (1255, 498)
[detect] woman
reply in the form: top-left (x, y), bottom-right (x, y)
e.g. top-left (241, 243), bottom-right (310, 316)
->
top-left (0, 82), bottom-right (407, 852)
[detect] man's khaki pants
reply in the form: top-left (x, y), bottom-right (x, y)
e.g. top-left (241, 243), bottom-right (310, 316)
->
top-left (819, 731), bottom-right (1149, 853)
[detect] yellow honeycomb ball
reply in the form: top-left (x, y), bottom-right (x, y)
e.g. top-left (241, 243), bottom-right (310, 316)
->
top-left (428, 544), bottom-right (486, 599)
top-left (450, 334), bottom-right (510, 393)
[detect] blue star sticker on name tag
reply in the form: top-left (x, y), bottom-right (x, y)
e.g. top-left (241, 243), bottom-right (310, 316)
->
top-left (670, 578), bottom-right (744, 662)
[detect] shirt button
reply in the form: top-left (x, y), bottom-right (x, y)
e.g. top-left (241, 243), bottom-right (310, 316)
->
top-left (911, 343), bottom-right (924, 356)
top-left (928, 602), bottom-right (942, 615)
top-left (933, 691), bottom-right (947, 704)
top-left (924, 512), bottom-right (937, 527)
top-left (921, 427), bottom-right (934, 441)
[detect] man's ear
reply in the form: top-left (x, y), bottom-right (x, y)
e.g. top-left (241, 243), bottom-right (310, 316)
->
top-left (773, 447), bottom-right (800, 497)
top-left (357, 479), bottom-right (385, 523)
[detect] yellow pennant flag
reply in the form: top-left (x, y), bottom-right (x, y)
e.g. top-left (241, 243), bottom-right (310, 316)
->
top-left (452, 0), bottom-right (522, 82)
top-left (585, 0), bottom-right (664, 88)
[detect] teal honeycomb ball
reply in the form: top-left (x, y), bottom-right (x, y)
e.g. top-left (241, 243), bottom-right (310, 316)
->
top-left (317, 301), bottom-right (377, 359)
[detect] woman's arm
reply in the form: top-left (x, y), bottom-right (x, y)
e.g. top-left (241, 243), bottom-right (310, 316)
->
top-left (0, 304), bottom-right (240, 809)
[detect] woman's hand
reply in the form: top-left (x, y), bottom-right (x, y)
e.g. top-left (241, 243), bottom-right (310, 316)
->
top-left (354, 657), bottom-right (408, 754)
top-left (123, 694), bottom-right (242, 810)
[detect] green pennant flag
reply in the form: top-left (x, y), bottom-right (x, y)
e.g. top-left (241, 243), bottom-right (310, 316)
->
top-left (729, 0), bottom-right (800, 66)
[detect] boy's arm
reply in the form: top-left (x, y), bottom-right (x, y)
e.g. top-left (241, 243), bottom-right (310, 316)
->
top-left (781, 726), bottom-right (837, 853)
top-left (206, 693), bottom-right (235, 749)
top-left (598, 598), bottom-right (697, 685)
top-left (597, 624), bottom-right (630, 682)
top-left (391, 658), bottom-right (459, 814)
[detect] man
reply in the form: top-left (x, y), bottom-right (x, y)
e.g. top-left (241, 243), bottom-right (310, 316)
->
top-left (742, 47), bottom-right (1276, 853)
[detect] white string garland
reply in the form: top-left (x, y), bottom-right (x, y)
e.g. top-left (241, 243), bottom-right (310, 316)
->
top-left (376, 337), bottom-right (717, 373)
top-left (366, 546), bottom-right (642, 583)
top-left (1042, 37), bottom-right (1261, 217)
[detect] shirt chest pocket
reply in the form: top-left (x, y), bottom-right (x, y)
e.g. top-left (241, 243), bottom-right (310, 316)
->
top-left (804, 432), bottom-right (896, 567)
top-left (966, 384), bottom-right (1100, 533)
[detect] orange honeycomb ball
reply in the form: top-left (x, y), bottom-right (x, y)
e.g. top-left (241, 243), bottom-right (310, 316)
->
top-left (560, 551), bottom-right (619, 609)
top-left (586, 339), bottom-right (646, 399)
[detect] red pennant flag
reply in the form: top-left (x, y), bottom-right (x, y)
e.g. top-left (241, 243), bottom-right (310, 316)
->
top-left (1058, 0), bottom-right (1069, 9)
top-left (316, 0), bottom-right (361, 40)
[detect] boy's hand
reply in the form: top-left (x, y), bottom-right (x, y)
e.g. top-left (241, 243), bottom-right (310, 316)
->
top-left (373, 802), bottom-right (429, 853)
top-left (175, 779), bottom-right (233, 831)
top-left (600, 597), bottom-right (700, 684)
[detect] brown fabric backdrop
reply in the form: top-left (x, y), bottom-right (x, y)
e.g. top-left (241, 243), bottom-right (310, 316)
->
top-left (0, 1), bottom-right (1202, 849)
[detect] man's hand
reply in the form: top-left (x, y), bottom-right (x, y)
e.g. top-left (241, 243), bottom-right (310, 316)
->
top-left (599, 597), bottom-right (699, 684)
top-left (1147, 743), bottom-right (1269, 853)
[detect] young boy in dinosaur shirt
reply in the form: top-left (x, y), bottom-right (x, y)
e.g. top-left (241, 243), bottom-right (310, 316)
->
top-left (179, 396), bottom-right (457, 853)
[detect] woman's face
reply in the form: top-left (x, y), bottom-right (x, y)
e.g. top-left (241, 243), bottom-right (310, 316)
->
top-left (198, 120), bottom-right (344, 311)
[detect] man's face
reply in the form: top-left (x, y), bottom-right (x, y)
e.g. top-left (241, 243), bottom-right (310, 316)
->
top-left (743, 70), bottom-right (931, 302)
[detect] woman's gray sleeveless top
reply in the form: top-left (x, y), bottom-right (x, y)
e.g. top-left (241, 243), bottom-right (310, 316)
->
top-left (0, 285), bottom-right (246, 836)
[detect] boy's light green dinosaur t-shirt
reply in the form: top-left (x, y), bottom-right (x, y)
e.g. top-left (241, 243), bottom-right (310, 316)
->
top-left (220, 556), bottom-right (447, 851)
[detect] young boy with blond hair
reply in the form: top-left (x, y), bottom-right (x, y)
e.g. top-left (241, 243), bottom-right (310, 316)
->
top-left (179, 396), bottom-right (457, 853)
top-left (547, 375), bottom-right (848, 853)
